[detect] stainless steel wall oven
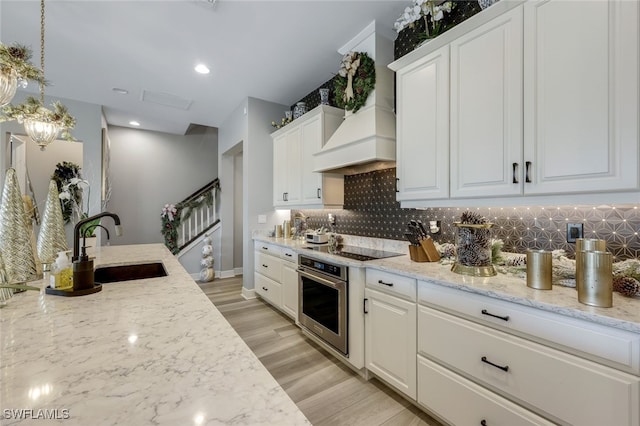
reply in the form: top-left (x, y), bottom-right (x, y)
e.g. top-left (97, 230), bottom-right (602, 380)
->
top-left (298, 255), bottom-right (348, 355)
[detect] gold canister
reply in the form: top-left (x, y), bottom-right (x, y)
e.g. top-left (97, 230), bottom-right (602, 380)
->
top-left (576, 250), bottom-right (613, 307)
top-left (283, 220), bottom-right (291, 239)
top-left (526, 250), bottom-right (552, 290)
top-left (275, 225), bottom-right (283, 238)
top-left (575, 238), bottom-right (606, 293)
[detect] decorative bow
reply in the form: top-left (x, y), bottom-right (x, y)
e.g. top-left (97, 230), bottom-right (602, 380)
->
top-left (338, 52), bottom-right (361, 102)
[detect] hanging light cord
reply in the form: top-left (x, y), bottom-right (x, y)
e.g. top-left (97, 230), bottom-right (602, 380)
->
top-left (39, 0), bottom-right (45, 105)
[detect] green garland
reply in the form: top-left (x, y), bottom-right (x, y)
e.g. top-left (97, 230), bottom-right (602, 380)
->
top-left (333, 52), bottom-right (376, 113)
top-left (161, 188), bottom-right (217, 254)
top-left (0, 42), bottom-right (43, 83)
top-left (1, 97), bottom-right (76, 141)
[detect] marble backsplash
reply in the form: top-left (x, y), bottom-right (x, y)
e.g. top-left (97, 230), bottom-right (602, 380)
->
top-left (293, 168), bottom-right (640, 261)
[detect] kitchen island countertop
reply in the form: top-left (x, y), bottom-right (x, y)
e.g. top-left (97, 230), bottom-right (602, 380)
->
top-left (0, 244), bottom-right (309, 426)
top-left (255, 235), bottom-right (640, 334)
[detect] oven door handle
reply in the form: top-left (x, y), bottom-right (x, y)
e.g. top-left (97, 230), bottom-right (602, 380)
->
top-left (297, 268), bottom-right (345, 289)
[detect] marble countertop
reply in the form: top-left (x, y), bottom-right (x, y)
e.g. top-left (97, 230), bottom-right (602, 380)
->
top-left (0, 244), bottom-right (309, 426)
top-left (255, 236), bottom-right (640, 334)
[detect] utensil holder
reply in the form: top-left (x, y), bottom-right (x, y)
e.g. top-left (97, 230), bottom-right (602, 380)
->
top-left (409, 245), bottom-right (429, 262)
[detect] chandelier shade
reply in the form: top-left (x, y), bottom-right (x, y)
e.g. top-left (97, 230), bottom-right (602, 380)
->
top-left (0, 68), bottom-right (18, 107)
top-left (23, 115), bottom-right (61, 150)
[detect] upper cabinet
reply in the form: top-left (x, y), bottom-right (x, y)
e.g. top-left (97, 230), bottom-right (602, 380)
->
top-left (523, 0), bottom-right (639, 195)
top-left (271, 105), bottom-right (345, 209)
top-left (390, 0), bottom-right (639, 207)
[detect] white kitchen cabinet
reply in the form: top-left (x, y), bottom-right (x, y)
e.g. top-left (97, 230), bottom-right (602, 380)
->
top-left (364, 285), bottom-right (416, 399)
top-left (395, 45), bottom-right (450, 201)
top-left (449, 5), bottom-right (523, 198)
top-left (254, 272), bottom-right (282, 308)
top-left (418, 355), bottom-right (555, 426)
top-left (523, 0), bottom-right (639, 194)
top-left (280, 248), bottom-right (298, 320)
top-left (271, 105), bottom-right (344, 209)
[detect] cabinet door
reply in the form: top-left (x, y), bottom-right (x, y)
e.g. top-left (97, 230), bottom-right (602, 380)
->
top-left (281, 262), bottom-right (298, 320)
top-left (523, 0), bottom-right (639, 194)
top-left (273, 133), bottom-right (288, 207)
top-left (365, 288), bottom-right (417, 399)
top-left (300, 115), bottom-right (323, 204)
top-left (396, 46), bottom-right (449, 202)
top-left (450, 6), bottom-right (523, 198)
top-left (254, 272), bottom-right (282, 309)
top-left (284, 127), bottom-right (302, 204)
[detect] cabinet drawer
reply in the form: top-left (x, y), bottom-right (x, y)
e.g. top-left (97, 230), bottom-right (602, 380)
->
top-left (418, 280), bottom-right (640, 374)
top-left (281, 248), bottom-right (297, 263)
top-left (418, 355), bottom-right (555, 426)
top-left (254, 241), bottom-right (282, 257)
top-left (254, 252), bottom-right (281, 282)
top-left (366, 269), bottom-right (416, 302)
top-left (418, 306), bottom-right (640, 426)
top-left (254, 272), bottom-right (282, 308)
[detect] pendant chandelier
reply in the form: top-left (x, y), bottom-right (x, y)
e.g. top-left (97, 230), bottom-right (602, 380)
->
top-left (0, 0), bottom-right (75, 150)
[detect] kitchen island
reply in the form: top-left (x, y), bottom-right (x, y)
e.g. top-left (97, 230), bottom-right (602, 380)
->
top-left (0, 244), bottom-right (309, 426)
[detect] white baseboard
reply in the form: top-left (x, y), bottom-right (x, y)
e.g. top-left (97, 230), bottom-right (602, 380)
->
top-left (234, 267), bottom-right (243, 276)
top-left (217, 269), bottom-right (236, 279)
top-left (241, 287), bottom-right (256, 300)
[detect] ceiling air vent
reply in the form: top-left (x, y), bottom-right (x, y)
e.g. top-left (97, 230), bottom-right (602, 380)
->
top-left (141, 90), bottom-right (193, 110)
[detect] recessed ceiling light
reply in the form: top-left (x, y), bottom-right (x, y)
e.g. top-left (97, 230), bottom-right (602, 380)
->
top-left (112, 88), bottom-right (129, 95)
top-left (129, 121), bottom-right (140, 126)
top-left (194, 64), bottom-right (210, 74)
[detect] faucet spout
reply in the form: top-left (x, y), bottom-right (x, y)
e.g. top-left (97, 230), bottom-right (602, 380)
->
top-left (73, 212), bottom-right (121, 261)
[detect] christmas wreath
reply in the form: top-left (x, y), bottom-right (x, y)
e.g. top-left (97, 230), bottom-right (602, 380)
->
top-left (333, 51), bottom-right (375, 113)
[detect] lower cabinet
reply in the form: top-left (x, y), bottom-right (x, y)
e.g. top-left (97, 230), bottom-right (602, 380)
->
top-left (364, 288), bottom-right (417, 399)
top-left (417, 355), bottom-right (555, 426)
top-left (253, 242), bottom-right (298, 320)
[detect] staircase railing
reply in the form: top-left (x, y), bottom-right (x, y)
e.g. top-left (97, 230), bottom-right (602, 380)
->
top-left (177, 179), bottom-right (220, 251)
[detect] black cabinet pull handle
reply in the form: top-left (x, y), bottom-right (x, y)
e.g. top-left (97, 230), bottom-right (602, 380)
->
top-left (480, 420), bottom-right (487, 426)
top-left (262, 246), bottom-right (268, 250)
top-left (481, 309), bottom-right (509, 322)
top-left (378, 280), bottom-right (394, 287)
top-left (395, 178), bottom-right (400, 193)
top-left (262, 286), bottom-right (268, 291)
top-left (363, 298), bottom-right (369, 314)
top-left (262, 264), bottom-right (268, 268)
top-left (285, 253), bottom-right (292, 257)
top-left (512, 162), bottom-right (519, 184)
top-left (525, 161), bottom-right (532, 183)
top-left (317, 188), bottom-right (321, 199)
top-left (481, 356), bottom-right (509, 372)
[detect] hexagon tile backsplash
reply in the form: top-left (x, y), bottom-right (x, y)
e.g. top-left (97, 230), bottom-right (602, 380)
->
top-left (293, 168), bottom-right (640, 261)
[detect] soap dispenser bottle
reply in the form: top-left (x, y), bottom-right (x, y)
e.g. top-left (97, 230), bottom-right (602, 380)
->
top-left (72, 244), bottom-right (95, 291)
top-left (50, 251), bottom-right (73, 290)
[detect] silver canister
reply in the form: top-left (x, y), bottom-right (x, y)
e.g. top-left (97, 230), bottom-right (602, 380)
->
top-left (526, 250), bottom-right (552, 290)
top-left (576, 250), bottom-right (613, 307)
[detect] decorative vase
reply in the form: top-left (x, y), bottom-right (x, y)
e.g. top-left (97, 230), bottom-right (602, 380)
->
top-left (293, 102), bottom-right (307, 119)
top-left (0, 67), bottom-right (18, 107)
top-left (319, 88), bottom-right (330, 105)
top-left (451, 222), bottom-right (496, 277)
top-left (478, 0), bottom-right (499, 10)
top-left (37, 180), bottom-right (69, 267)
top-left (0, 168), bottom-right (38, 285)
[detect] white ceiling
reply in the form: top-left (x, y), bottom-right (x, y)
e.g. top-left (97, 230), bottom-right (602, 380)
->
top-left (0, 0), bottom-right (405, 135)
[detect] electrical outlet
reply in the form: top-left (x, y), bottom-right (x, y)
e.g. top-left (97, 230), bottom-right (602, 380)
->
top-left (566, 223), bottom-right (584, 243)
top-left (257, 214), bottom-right (267, 224)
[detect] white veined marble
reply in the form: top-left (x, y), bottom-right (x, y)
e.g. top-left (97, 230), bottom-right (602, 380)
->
top-left (0, 244), bottom-right (310, 426)
top-left (254, 235), bottom-right (640, 333)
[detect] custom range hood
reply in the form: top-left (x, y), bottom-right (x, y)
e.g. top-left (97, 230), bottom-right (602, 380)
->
top-left (314, 21), bottom-right (397, 175)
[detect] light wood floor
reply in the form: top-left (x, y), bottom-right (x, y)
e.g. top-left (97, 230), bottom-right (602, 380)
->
top-left (198, 276), bottom-right (442, 426)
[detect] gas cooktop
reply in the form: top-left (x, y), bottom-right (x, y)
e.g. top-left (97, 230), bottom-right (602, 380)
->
top-left (304, 244), bottom-right (404, 262)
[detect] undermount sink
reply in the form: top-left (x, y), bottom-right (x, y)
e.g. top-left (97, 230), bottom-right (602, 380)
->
top-left (94, 262), bottom-right (167, 284)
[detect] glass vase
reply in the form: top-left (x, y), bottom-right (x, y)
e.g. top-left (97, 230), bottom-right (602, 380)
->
top-left (452, 222), bottom-right (496, 276)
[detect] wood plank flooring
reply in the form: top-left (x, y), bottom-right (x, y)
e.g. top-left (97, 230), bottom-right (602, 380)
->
top-left (198, 277), bottom-right (442, 426)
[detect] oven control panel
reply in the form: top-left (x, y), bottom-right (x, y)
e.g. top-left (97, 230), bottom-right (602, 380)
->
top-left (299, 256), bottom-right (346, 280)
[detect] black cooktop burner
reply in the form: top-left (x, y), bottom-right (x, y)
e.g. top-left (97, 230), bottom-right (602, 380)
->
top-left (305, 244), bottom-right (404, 261)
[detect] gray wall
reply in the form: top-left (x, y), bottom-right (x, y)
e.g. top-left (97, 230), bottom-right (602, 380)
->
top-left (233, 151), bottom-right (243, 270)
top-left (106, 125), bottom-right (218, 245)
top-left (217, 97), bottom-right (288, 290)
